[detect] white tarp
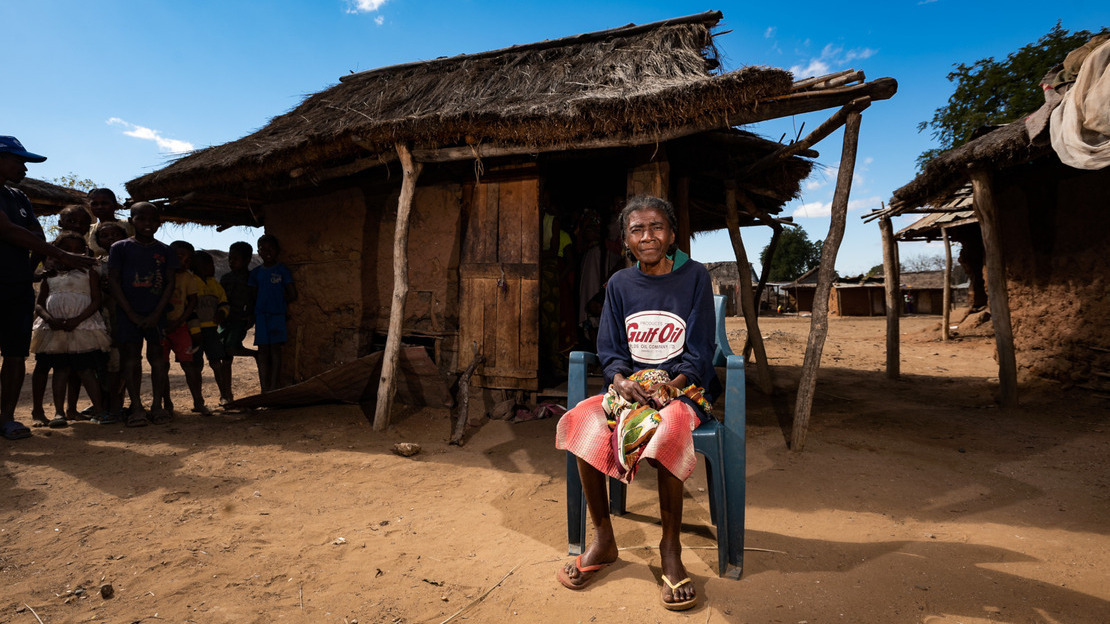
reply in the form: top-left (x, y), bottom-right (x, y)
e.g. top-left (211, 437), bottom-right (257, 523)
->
top-left (1050, 40), bottom-right (1110, 170)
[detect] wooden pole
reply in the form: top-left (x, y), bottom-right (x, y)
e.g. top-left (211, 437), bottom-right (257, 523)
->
top-left (970, 170), bottom-right (1018, 407)
top-left (879, 216), bottom-right (900, 379)
top-left (942, 227), bottom-right (952, 342)
top-left (675, 176), bottom-right (691, 254)
top-left (743, 216), bottom-right (782, 359)
top-left (724, 185), bottom-right (774, 394)
top-left (791, 111), bottom-right (862, 451)
top-left (373, 143), bottom-right (423, 431)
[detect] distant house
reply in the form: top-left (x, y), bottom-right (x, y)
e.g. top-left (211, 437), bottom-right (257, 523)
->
top-left (784, 268), bottom-right (820, 313)
top-left (830, 275), bottom-right (885, 316)
top-left (900, 270), bottom-right (967, 314)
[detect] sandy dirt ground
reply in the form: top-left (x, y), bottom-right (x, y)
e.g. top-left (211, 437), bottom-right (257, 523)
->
top-left (2, 315), bottom-right (1108, 624)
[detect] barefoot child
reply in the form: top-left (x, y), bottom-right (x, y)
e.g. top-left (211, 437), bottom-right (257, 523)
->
top-left (30, 205), bottom-right (94, 424)
top-left (191, 251), bottom-right (233, 406)
top-left (108, 202), bottom-right (177, 427)
top-left (162, 240), bottom-right (204, 415)
top-left (249, 234), bottom-right (296, 392)
top-left (91, 222), bottom-right (128, 424)
top-left (30, 233), bottom-right (111, 427)
top-left (219, 241), bottom-right (255, 358)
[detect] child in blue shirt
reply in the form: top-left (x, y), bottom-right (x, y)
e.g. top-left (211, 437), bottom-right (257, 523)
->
top-left (248, 234), bottom-right (296, 392)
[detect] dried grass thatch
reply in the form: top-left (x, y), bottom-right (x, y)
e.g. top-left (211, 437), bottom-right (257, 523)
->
top-left (127, 12), bottom-right (793, 201)
top-left (15, 178), bottom-right (87, 215)
top-left (890, 120), bottom-right (1053, 211)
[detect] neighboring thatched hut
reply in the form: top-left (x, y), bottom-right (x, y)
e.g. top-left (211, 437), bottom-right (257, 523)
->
top-left (126, 11), bottom-right (896, 410)
top-left (876, 110), bottom-right (1110, 392)
top-left (15, 178), bottom-right (86, 216)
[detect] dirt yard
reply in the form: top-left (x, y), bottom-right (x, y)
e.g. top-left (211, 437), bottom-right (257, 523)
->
top-left (2, 315), bottom-right (1108, 623)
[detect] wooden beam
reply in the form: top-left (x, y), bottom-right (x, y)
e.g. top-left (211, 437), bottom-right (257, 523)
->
top-left (970, 170), bottom-right (1018, 407)
top-left (942, 227), bottom-right (952, 342)
top-left (880, 216), bottom-right (900, 379)
top-left (742, 96), bottom-right (871, 180)
top-left (411, 78), bottom-right (898, 165)
top-left (792, 110), bottom-right (863, 452)
top-left (373, 143), bottom-right (423, 431)
top-left (724, 185), bottom-right (773, 394)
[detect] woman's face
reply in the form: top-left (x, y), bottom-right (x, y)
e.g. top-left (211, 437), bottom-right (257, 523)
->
top-left (624, 207), bottom-right (674, 267)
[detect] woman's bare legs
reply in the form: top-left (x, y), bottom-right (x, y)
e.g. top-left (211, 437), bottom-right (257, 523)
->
top-left (657, 463), bottom-right (696, 605)
top-left (561, 457), bottom-right (620, 584)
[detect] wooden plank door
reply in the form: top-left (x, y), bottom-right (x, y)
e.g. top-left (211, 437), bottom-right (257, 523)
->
top-left (459, 177), bottom-right (540, 390)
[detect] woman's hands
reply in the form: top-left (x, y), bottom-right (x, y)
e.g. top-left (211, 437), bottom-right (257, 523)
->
top-left (612, 373), bottom-right (652, 405)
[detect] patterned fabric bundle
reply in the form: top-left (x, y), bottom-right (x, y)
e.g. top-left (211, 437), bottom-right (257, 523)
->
top-left (603, 369), bottom-right (711, 483)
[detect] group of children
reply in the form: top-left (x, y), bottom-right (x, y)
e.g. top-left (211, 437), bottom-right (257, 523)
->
top-left (30, 189), bottom-right (296, 428)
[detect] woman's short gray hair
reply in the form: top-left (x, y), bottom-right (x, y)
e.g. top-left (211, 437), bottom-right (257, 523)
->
top-left (618, 196), bottom-right (678, 237)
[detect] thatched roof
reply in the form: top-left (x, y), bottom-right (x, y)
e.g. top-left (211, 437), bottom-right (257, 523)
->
top-left (889, 117), bottom-right (1053, 212)
top-left (127, 12), bottom-right (796, 202)
top-left (14, 178), bottom-right (87, 215)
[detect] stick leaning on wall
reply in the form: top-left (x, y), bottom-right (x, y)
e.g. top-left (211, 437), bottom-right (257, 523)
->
top-left (374, 143), bottom-right (423, 431)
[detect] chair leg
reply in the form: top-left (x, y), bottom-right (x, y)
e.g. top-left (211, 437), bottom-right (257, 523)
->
top-left (608, 477), bottom-right (627, 516)
top-left (704, 461), bottom-right (718, 525)
top-left (722, 424), bottom-right (746, 579)
top-left (566, 451), bottom-right (587, 555)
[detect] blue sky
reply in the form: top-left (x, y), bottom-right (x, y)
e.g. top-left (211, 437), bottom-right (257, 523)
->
top-left (4, 1), bottom-right (1104, 274)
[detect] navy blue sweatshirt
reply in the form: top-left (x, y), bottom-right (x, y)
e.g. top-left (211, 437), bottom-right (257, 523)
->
top-left (597, 257), bottom-right (721, 415)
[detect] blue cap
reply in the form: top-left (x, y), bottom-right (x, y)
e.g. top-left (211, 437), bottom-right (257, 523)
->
top-left (0, 136), bottom-right (47, 163)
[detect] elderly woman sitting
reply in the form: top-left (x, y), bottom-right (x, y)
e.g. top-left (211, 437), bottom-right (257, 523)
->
top-left (556, 195), bottom-right (720, 610)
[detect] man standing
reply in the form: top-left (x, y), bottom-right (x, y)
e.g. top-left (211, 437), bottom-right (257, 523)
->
top-left (0, 136), bottom-right (94, 440)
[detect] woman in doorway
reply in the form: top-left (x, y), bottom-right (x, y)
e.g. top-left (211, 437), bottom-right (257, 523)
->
top-left (555, 195), bottom-right (719, 610)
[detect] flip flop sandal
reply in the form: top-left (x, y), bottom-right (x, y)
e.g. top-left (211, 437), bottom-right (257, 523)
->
top-left (48, 415), bottom-right (69, 429)
top-left (556, 554), bottom-right (614, 590)
top-left (31, 414), bottom-right (50, 427)
top-left (126, 412), bottom-right (150, 428)
top-left (2, 420), bottom-right (32, 440)
top-left (149, 410), bottom-right (172, 425)
top-left (660, 575), bottom-right (697, 611)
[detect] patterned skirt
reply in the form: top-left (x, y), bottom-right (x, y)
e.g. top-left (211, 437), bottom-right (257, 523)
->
top-left (556, 394), bottom-right (699, 483)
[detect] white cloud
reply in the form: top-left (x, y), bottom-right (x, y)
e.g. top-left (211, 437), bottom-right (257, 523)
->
top-left (347, 0), bottom-right (388, 13)
top-left (375, 15), bottom-right (384, 25)
top-left (106, 117), bottom-right (193, 153)
top-left (790, 195), bottom-right (882, 219)
top-left (764, 27), bottom-right (775, 38)
top-left (789, 43), bottom-right (879, 79)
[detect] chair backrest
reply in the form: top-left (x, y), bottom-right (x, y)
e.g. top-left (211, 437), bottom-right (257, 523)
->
top-left (712, 294), bottom-right (735, 367)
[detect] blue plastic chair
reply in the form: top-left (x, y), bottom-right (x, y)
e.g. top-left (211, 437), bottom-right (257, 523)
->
top-left (565, 294), bottom-right (747, 578)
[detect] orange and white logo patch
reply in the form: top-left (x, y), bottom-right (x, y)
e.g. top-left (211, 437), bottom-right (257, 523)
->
top-left (625, 311), bottom-right (686, 364)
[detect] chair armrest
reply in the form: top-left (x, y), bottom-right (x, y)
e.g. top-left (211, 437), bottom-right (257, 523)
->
top-left (568, 351), bottom-right (600, 407)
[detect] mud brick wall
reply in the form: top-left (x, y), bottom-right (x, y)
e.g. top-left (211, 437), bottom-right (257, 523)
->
top-left (263, 188), bottom-right (368, 384)
top-left (995, 163), bottom-right (1110, 384)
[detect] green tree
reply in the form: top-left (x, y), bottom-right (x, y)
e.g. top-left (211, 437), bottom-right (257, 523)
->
top-left (52, 172), bottom-right (99, 192)
top-left (916, 23), bottom-right (1107, 169)
top-left (760, 227), bottom-right (821, 282)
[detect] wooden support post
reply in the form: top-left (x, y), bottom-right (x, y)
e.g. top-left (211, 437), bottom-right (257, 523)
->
top-left (373, 143), bottom-right (423, 431)
top-left (675, 176), bottom-right (691, 254)
top-left (743, 216), bottom-right (782, 359)
top-left (724, 185), bottom-right (773, 395)
top-left (970, 170), bottom-right (1018, 407)
top-left (879, 216), bottom-right (900, 379)
top-left (942, 227), bottom-right (952, 342)
top-left (792, 111), bottom-right (863, 451)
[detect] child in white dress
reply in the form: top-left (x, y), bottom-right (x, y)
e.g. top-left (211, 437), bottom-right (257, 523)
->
top-left (30, 233), bottom-right (111, 427)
